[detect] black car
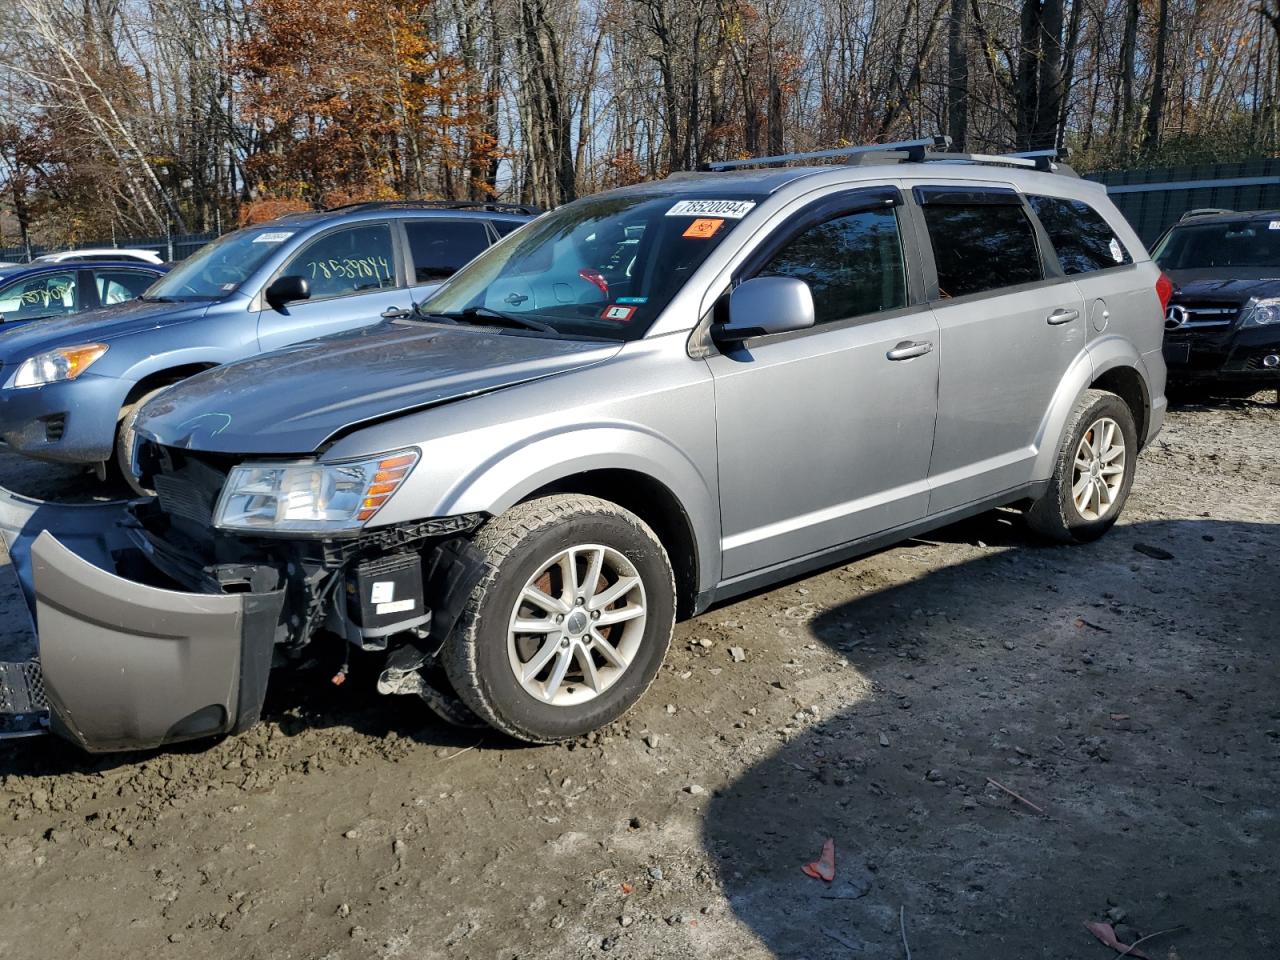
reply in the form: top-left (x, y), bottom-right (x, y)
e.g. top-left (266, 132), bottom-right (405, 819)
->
top-left (1154, 209), bottom-right (1280, 399)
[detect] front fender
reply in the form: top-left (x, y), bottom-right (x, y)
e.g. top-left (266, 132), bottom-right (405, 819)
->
top-left (375, 422), bottom-right (722, 597)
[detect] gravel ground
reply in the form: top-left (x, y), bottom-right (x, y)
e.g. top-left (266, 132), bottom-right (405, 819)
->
top-left (0, 398), bottom-right (1276, 960)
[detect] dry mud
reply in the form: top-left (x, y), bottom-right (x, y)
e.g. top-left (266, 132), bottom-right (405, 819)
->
top-left (0, 398), bottom-right (1277, 959)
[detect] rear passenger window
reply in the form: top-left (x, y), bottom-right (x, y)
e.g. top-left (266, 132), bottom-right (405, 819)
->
top-left (405, 219), bottom-right (492, 283)
top-left (95, 270), bottom-right (153, 305)
top-left (921, 200), bottom-right (1043, 298)
top-left (1028, 195), bottom-right (1132, 274)
top-left (760, 207), bottom-right (906, 324)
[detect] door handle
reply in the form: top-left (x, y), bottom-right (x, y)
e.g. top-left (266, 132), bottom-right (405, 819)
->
top-left (381, 306), bottom-right (413, 319)
top-left (1047, 308), bottom-right (1080, 325)
top-left (886, 340), bottom-right (934, 361)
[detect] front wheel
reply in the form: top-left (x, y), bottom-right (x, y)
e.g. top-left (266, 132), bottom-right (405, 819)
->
top-left (114, 385), bottom-right (170, 496)
top-left (442, 495), bottom-right (676, 743)
top-left (1025, 389), bottom-right (1138, 544)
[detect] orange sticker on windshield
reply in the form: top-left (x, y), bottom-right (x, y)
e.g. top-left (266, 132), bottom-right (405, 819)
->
top-left (601, 304), bottom-right (637, 322)
top-left (683, 218), bottom-right (724, 239)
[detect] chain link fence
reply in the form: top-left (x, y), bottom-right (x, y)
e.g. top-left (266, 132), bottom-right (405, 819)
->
top-left (0, 231), bottom-right (220, 264)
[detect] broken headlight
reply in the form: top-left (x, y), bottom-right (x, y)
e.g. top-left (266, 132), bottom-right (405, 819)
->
top-left (214, 450), bottom-right (418, 534)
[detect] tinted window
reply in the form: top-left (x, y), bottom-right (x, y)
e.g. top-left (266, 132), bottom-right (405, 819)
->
top-left (405, 219), bottom-right (491, 283)
top-left (0, 271), bottom-right (78, 321)
top-left (283, 224), bottom-right (397, 300)
top-left (922, 201), bottom-right (1043, 298)
top-left (760, 207), bottom-right (906, 324)
top-left (1029, 195), bottom-right (1131, 274)
top-left (95, 270), bottom-right (154, 305)
top-left (1153, 220), bottom-right (1280, 270)
top-left (492, 219), bottom-right (524, 237)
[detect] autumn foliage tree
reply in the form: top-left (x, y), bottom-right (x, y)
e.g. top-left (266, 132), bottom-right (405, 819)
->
top-left (234, 0), bottom-right (501, 205)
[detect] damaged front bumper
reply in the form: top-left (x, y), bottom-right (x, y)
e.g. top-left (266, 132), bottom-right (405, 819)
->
top-left (0, 488), bottom-right (284, 752)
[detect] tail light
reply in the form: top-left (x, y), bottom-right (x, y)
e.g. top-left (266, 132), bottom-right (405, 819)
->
top-left (578, 268), bottom-right (609, 297)
top-left (1155, 272), bottom-right (1174, 312)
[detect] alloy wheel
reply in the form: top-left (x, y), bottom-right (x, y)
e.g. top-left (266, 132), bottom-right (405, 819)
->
top-left (506, 544), bottom-right (647, 706)
top-left (1071, 416), bottom-right (1126, 521)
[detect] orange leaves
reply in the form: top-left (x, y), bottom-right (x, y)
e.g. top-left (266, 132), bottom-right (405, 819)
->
top-left (233, 0), bottom-right (497, 203)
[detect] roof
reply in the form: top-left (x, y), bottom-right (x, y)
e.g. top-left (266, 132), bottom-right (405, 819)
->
top-left (270, 201), bottom-right (537, 227)
top-left (1173, 209), bottom-right (1280, 226)
top-left (0, 260), bottom-right (166, 281)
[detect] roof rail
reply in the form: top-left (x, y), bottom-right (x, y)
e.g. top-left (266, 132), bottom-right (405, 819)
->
top-left (324, 199), bottom-right (543, 216)
top-left (697, 137), bottom-right (951, 172)
top-left (699, 137), bottom-right (1078, 176)
top-left (1178, 207), bottom-right (1234, 222)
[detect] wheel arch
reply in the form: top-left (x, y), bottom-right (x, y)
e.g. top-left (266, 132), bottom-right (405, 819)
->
top-left (521, 469), bottom-right (702, 619)
top-left (120, 362), bottom-right (221, 409)
top-left (1089, 363), bottom-right (1150, 449)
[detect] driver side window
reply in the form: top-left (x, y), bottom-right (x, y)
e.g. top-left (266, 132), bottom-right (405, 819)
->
top-left (760, 207), bottom-right (907, 325)
top-left (282, 224), bottom-right (397, 301)
top-left (0, 272), bottom-right (79, 322)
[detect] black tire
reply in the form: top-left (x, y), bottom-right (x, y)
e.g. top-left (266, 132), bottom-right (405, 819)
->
top-left (114, 385), bottom-right (169, 496)
top-left (1025, 389), bottom-right (1138, 544)
top-left (442, 494), bottom-right (676, 743)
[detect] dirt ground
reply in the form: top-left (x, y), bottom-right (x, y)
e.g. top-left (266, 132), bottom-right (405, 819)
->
top-left (0, 398), bottom-right (1277, 960)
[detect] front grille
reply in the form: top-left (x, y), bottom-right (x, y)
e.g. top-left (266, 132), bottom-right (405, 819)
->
top-left (1166, 300), bottom-right (1240, 331)
top-left (0, 660), bottom-right (48, 713)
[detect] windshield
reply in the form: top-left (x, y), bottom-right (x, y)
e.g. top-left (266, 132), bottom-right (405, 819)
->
top-left (1153, 219), bottom-right (1280, 271)
top-left (144, 224), bottom-right (302, 300)
top-left (422, 191), bottom-right (766, 340)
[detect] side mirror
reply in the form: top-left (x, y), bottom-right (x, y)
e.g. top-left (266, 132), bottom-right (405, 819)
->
top-left (265, 275), bottom-right (310, 309)
top-left (714, 276), bottom-right (815, 344)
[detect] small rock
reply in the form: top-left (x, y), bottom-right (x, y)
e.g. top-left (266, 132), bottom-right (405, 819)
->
top-left (1002, 641), bottom-right (1016, 651)
top-left (685, 784), bottom-right (705, 796)
top-left (644, 733), bottom-right (660, 750)
top-left (619, 915), bottom-right (633, 928)
top-left (728, 646), bottom-right (746, 663)
top-left (1133, 543), bottom-right (1174, 561)
top-left (392, 839), bottom-right (406, 856)
top-left (648, 866), bottom-right (664, 881)
top-left (601, 935), bottom-right (617, 951)
top-left (962, 796), bottom-right (978, 810)
top-left (343, 830), bottom-right (360, 840)
top-left (878, 732), bottom-right (890, 748)
top-left (665, 704), bottom-right (676, 715)
top-left (337, 903), bottom-right (350, 917)
top-left (167, 933), bottom-right (184, 944)
top-left (1106, 905), bottom-right (1127, 924)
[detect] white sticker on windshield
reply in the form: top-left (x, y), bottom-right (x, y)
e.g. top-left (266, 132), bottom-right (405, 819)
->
top-left (1270, 221), bottom-right (1280, 230)
top-left (252, 231), bottom-right (294, 243)
top-left (666, 199), bottom-right (757, 219)
top-left (1109, 238), bottom-right (1124, 263)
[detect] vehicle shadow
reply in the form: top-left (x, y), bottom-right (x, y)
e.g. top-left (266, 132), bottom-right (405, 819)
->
top-left (702, 516), bottom-right (1279, 959)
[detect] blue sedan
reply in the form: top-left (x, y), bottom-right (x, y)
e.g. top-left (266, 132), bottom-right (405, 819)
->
top-left (0, 260), bottom-right (167, 326)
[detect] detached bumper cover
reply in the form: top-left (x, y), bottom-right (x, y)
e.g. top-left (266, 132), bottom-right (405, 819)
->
top-left (33, 532), bottom-right (284, 752)
top-left (0, 487), bottom-right (284, 752)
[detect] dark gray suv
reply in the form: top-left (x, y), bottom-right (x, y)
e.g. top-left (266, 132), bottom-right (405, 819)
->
top-left (0, 140), bottom-right (1169, 752)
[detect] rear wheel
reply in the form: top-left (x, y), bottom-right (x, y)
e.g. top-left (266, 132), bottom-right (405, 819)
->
top-left (443, 495), bottom-right (676, 743)
top-left (1025, 389), bottom-right (1137, 544)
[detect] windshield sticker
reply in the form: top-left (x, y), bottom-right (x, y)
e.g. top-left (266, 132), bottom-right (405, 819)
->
top-left (252, 231), bottom-right (295, 244)
top-left (683, 218), bottom-right (725, 239)
top-left (1108, 238), bottom-right (1124, 263)
top-left (1270, 221), bottom-right (1280, 230)
top-left (666, 199), bottom-right (756, 219)
top-left (601, 304), bottom-right (637, 322)
top-left (220, 282), bottom-right (238, 291)
top-left (615, 296), bottom-right (648, 304)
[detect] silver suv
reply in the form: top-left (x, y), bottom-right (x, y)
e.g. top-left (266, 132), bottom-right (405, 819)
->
top-left (0, 140), bottom-right (1168, 751)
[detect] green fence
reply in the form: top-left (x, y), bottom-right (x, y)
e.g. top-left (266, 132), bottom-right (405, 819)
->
top-left (1087, 159), bottom-right (1280, 245)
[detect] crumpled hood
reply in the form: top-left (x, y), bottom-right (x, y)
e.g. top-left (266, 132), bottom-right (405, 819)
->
top-left (1166, 270), bottom-right (1280, 304)
top-left (0, 298), bottom-right (210, 362)
top-left (135, 322), bottom-right (620, 455)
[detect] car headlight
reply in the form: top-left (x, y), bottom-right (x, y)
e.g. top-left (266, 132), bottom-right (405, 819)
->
top-left (10, 344), bottom-right (108, 388)
top-left (1242, 297), bottom-right (1280, 327)
top-left (214, 450), bottom-right (419, 534)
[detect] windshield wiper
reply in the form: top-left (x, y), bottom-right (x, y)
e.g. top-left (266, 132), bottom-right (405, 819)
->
top-left (430, 305), bottom-right (558, 334)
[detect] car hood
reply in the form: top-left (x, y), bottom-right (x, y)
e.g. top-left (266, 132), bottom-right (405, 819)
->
top-left (136, 322), bottom-right (621, 455)
top-left (1165, 269), bottom-right (1280, 304)
top-left (0, 298), bottom-right (211, 361)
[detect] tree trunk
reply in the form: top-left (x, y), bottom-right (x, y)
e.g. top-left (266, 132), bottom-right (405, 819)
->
top-left (946, 0), bottom-right (968, 150)
top-left (1142, 0), bottom-right (1169, 155)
